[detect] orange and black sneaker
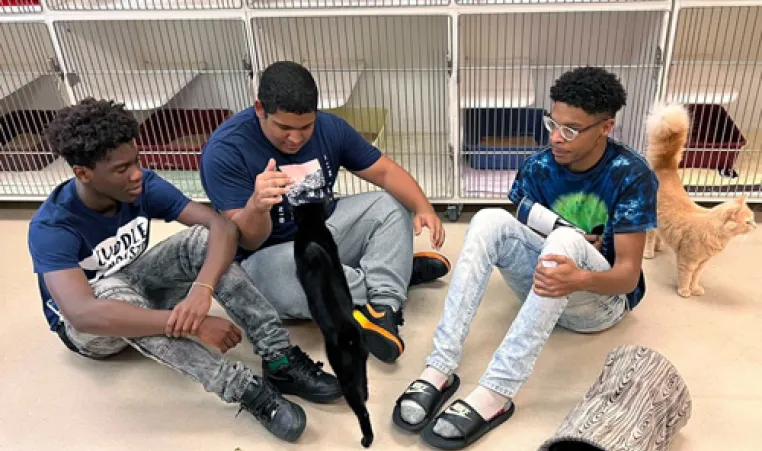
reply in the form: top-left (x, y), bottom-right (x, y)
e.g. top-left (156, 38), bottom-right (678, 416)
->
top-left (353, 304), bottom-right (405, 363)
top-left (410, 252), bottom-right (452, 286)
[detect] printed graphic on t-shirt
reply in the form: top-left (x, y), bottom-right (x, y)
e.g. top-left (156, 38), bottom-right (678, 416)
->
top-left (281, 159), bottom-right (329, 207)
top-left (77, 216), bottom-right (150, 283)
top-left (551, 192), bottom-right (610, 234)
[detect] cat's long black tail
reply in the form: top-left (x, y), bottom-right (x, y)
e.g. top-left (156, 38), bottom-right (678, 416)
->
top-left (344, 384), bottom-right (374, 448)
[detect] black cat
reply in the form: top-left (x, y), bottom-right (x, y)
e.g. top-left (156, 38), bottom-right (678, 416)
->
top-left (292, 200), bottom-right (374, 448)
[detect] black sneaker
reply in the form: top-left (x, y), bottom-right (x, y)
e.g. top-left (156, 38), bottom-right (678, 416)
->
top-left (353, 303), bottom-right (405, 363)
top-left (263, 346), bottom-right (343, 404)
top-left (410, 252), bottom-right (451, 286)
top-left (237, 377), bottom-right (306, 443)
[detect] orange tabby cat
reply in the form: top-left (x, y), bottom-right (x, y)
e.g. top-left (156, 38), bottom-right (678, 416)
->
top-left (644, 103), bottom-right (757, 298)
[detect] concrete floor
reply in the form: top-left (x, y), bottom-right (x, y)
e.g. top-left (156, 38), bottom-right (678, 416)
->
top-left (0, 206), bottom-right (759, 451)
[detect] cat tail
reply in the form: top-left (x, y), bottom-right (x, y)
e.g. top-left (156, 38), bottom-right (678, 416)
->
top-left (646, 102), bottom-right (691, 172)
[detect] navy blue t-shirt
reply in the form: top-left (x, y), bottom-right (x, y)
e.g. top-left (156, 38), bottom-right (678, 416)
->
top-left (200, 107), bottom-right (382, 260)
top-left (508, 139), bottom-right (658, 309)
top-left (28, 169), bottom-right (191, 331)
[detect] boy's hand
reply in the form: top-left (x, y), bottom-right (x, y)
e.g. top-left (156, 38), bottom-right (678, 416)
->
top-left (166, 288), bottom-right (213, 337)
top-left (250, 158), bottom-right (294, 212)
top-left (195, 316), bottom-right (242, 354)
top-left (533, 254), bottom-right (586, 298)
top-left (413, 209), bottom-right (446, 250)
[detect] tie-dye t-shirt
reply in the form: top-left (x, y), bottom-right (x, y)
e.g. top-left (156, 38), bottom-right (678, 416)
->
top-left (508, 138), bottom-right (658, 309)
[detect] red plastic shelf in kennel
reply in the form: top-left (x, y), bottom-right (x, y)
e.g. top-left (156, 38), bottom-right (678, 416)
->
top-left (0, 0), bottom-right (40, 5)
top-left (136, 109), bottom-right (232, 171)
top-left (680, 104), bottom-right (747, 171)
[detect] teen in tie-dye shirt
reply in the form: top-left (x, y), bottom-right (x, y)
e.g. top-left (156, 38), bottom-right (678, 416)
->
top-left (509, 136), bottom-right (658, 308)
top-left (393, 67), bottom-right (658, 449)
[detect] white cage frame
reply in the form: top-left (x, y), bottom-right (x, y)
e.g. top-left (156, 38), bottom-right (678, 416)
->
top-left (2, 0), bottom-right (761, 215)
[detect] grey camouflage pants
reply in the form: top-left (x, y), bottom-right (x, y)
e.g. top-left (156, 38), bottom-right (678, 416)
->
top-left (60, 225), bottom-right (291, 403)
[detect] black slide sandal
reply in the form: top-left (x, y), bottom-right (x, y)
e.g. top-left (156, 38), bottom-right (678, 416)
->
top-left (421, 399), bottom-right (516, 450)
top-left (392, 374), bottom-right (461, 433)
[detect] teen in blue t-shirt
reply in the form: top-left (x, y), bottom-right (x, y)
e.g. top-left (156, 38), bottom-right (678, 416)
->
top-left (200, 61), bottom-right (452, 364)
top-left (27, 98), bottom-right (344, 442)
top-left (393, 67), bottom-right (658, 448)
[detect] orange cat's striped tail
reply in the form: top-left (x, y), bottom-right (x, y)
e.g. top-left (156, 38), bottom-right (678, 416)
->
top-left (645, 103), bottom-right (691, 171)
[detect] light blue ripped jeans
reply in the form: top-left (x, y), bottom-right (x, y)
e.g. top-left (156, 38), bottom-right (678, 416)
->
top-left (425, 208), bottom-right (627, 398)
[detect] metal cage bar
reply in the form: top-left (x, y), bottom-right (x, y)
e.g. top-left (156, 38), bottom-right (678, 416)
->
top-left (1, 2), bottom-right (761, 204)
top-left (0, 22), bottom-right (69, 197)
top-left (252, 15), bottom-right (452, 199)
top-left (49, 19), bottom-right (252, 198)
top-left (455, 0), bottom-right (661, 5)
top-left (457, 10), bottom-right (664, 200)
top-left (663, 5), bottom-right (762, 200)
top-left (248, 0), bottom-right (447, 10)
top-left (46, 0), bottom-right (243, 12)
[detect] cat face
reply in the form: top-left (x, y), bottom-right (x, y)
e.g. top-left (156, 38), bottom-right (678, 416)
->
top-left (722, 195), bottom-right (757, 235)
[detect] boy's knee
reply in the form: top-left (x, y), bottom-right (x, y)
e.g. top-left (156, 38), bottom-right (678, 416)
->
top-left (377, 191), bottom-right (411, 218)
top-left (469, 208), bottom-right (519, 237)
top-left (545, 226), bottom-right (584, 244)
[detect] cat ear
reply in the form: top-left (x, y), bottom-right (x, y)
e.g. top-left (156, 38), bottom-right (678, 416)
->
top-left (736, 194), bottom-right (748, 205)
top-left (723, 202), bottom-right (742, 220)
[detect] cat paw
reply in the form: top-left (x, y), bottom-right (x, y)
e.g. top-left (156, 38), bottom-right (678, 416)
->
top-left (691, 286), bottom-right (705, 296)
top-left (643, 250), bottom-right (655, 259)
top-left (677, 288), bottom-right (692, 298)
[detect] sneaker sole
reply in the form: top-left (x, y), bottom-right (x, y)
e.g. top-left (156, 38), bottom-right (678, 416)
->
top-left (414, 251), bottom-right (452, 272)
top-left (353, 309), bottom-right (404, 363)
top-left (411, 252), bottom-right (452, 285)
top-left (269, 381), bottom-right (343, 404)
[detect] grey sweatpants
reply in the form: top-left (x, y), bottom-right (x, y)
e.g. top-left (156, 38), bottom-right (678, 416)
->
top-left (61, 225), bottom-right (291, 404)
top-left (241, 191), bottom-right (414, 319)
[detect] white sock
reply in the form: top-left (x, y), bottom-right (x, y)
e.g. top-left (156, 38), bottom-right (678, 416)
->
top-left (433, 386), bottom-right (511, 438)
top-left (399, 367), bottom-right (453, 425)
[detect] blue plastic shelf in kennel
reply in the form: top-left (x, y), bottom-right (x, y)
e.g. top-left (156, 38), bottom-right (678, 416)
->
top-left (463, 108), bottom-right (550, 171)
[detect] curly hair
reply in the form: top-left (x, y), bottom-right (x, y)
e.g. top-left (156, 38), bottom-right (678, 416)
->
top-left (257, 61), bottom-right (319, 115)
top-left (549, 66), bottom-right (627, 118)
top-left (45, 98), bottom-right (139, 168)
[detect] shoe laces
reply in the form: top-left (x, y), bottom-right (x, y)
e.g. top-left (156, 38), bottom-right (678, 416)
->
top-left (237, 379), bottom-right (281, 423)
top-left (287, 346), bottom-right (326, 378)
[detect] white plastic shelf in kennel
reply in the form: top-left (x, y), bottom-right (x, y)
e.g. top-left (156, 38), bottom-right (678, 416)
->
top-left (457, 9), bottom-right (668, 200)
top-left (251, 15), bottom-right (452, 200)
top-left (662, 3), bottom-right (762, 200)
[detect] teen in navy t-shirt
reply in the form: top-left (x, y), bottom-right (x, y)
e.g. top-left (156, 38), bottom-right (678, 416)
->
top-left (29, 169), bottom-right (189, 331)
top-left (200, 61), bottom-right (451, 364)
top-left (199, 106), bottom-right (381, 258)
top-left (26, 98), bottom-right (342, 441)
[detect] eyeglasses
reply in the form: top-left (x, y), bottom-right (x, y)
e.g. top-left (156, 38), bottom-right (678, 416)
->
top-left (542, 114), bottom-right (607, 142)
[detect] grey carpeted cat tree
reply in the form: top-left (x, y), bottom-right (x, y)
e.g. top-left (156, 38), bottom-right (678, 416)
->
top-left (538, 345), bottom-right (692, 451)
